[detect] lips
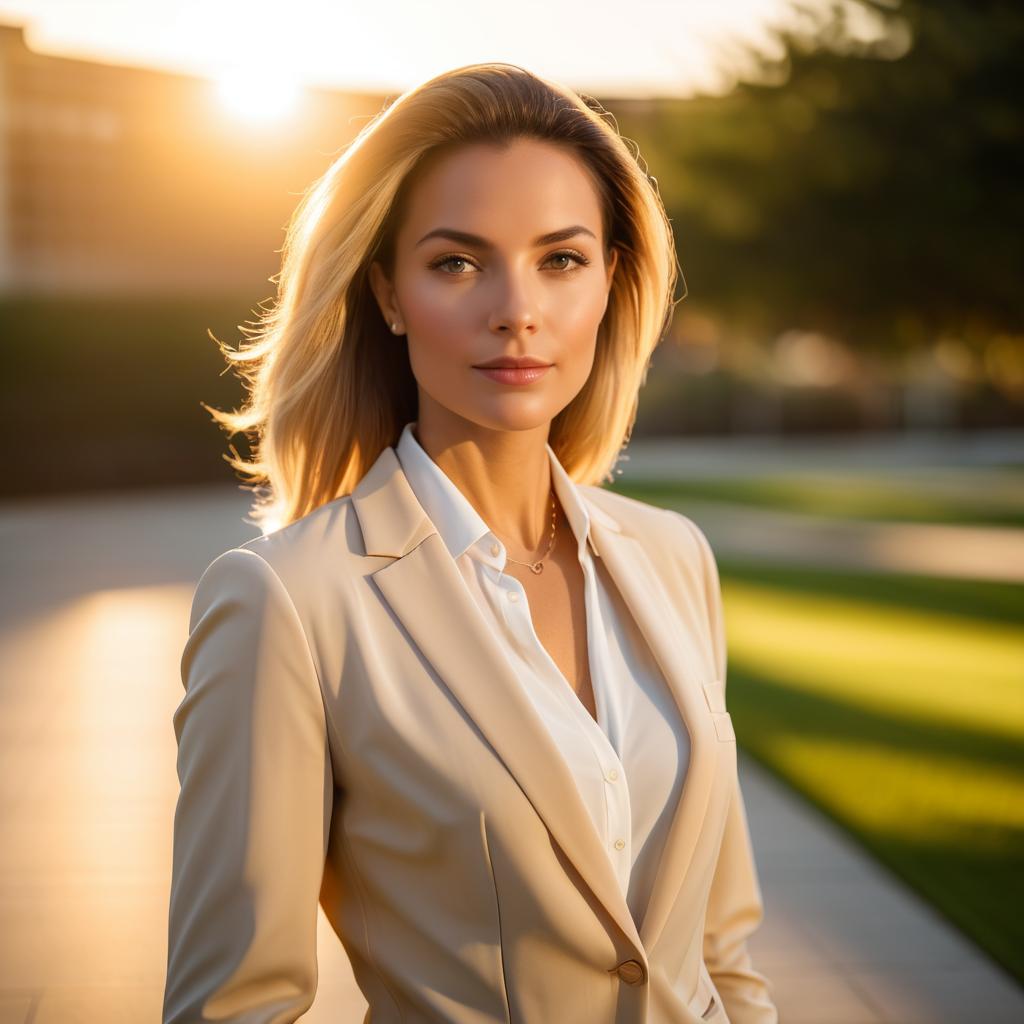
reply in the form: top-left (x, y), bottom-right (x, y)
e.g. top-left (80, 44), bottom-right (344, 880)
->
top-left (472, 357), bottom-right (553, 369)
top-left (474, 364), bottom-right (553, 385)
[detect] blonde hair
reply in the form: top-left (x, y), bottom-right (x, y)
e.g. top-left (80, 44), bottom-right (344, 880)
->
top-left (206, 62), bottom-right (683, 533)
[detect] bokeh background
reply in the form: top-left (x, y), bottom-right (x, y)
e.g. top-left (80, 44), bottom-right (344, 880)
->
top-left (0, 1), bottom-right (1021, 1021)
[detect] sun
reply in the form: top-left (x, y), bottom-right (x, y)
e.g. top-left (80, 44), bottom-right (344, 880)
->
top-left (214, 66), bottom-right (304, 124)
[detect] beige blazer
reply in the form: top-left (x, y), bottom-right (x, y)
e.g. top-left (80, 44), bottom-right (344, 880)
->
top-left (163, 443), bottom-right (778, 1024)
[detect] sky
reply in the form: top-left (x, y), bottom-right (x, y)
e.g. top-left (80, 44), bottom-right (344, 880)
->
top-left (0, 0), bottom-right (889, 99)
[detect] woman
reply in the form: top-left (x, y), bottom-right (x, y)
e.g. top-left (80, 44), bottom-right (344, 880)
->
top-left (163, 63), bottom-right (778, 1024)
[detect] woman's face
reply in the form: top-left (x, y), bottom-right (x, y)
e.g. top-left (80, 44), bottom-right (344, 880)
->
top-left (370, 138), bottom-right (618, 435)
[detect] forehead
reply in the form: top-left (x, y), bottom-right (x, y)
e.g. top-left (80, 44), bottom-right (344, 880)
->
top-left (396, 138), bottom-right (605, 244)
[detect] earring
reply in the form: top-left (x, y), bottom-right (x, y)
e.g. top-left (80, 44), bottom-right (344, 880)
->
top-left (390, 321), bottom-right (401, 334)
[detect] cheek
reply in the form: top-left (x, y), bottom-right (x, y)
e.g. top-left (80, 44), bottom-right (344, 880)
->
top-left (554, 277), bottom-right (609, 332)
top-left (401, 274), bottom-right (473, 334)
top-left (398, 290), bottom-right (468, 397)
top-left (556, 283), bottom-right (609, 363)
top-left (400, 277), bottom-right (476, 372)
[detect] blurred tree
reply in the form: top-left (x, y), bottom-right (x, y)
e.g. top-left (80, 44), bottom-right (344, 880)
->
top-left (622, 0), bottom-right (1023, 358)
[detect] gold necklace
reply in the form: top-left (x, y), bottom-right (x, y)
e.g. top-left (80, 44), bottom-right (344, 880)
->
top-left (501, 489), bottom-right (558, 575)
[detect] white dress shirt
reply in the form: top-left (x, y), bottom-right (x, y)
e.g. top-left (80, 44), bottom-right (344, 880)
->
top-left (394, 421), bottom-right (691, 924)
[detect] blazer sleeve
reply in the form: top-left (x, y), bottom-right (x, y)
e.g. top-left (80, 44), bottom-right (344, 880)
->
top-left (680, 514), bottom-right (779, 1024)
top-left (162, 547), bottom-right (333, 1024)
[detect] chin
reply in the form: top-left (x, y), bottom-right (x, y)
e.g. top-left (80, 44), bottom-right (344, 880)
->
top-left (462, 399), bottom-right (563, 434)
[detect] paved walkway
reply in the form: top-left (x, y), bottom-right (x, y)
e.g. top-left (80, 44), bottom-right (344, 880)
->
top-left (736, 750), bottom-right (1024, 1023)
top-left (662, 497), bottom-right (1024, 583)
top-left (615, 427), bottom-right (1024, 474)
top-left (616, 426), bottom-right (1024, 584)
top-left (0, 455), bottom-right (1020, 1022)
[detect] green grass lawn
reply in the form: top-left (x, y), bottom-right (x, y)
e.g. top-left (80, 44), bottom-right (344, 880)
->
top-left (715, 559), bottom-right (1024, 984)
top-left (612, 474), bottom-right (1024, 982)
top-left (619, 473), bottom-right (1024, 528)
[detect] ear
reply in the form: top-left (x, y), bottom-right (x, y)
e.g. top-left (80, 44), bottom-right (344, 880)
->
top-left (368, 260), bottom-right (402, 333)
top-left (604, 245), bottom-right (619, 293)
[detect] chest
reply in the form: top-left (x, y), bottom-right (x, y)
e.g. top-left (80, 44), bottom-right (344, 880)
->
top-left (505, 542), bottom-right (596, 720)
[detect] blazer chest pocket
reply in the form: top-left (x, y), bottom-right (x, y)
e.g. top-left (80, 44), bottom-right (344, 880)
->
top-left (702, 679), bottom-right (736, 743)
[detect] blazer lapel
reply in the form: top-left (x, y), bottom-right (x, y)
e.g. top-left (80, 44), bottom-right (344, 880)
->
top-left (583, 499), bottom-right (722, 952)
top-left (351, 445), bottom-right (645, 957)
top-left (350, 444), bottom-right (719, 958)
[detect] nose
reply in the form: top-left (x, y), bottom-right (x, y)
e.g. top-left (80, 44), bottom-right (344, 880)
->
top-left (487, 269), bottom-right (538, 335)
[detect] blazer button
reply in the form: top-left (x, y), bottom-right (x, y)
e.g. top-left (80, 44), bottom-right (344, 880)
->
top-left (615, 960), bottom-right (645, 985)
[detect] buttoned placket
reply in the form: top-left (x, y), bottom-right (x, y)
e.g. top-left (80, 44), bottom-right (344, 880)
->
top-left (472, 533), bottom-right (634, 895)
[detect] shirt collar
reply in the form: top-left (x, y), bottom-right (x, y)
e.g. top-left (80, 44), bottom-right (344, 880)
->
top-left (394, 420), bottom-right (595, 567)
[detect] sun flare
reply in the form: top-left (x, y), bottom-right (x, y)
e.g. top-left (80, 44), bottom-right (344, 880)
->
top-left (214, 67), bottom-right (303, 123)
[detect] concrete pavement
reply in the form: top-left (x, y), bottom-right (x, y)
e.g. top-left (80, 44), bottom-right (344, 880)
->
top-left (663, 497), bottom-right (1024, 583)
top-left (737, 750), bottom-right (1024, 1023)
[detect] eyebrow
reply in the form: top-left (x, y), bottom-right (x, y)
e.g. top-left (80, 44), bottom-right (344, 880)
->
top-left (415, 224), bottom-right (598, 249)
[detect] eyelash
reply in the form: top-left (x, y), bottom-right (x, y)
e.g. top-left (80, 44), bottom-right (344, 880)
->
top-left (427, 249), bottom-right (592, 275)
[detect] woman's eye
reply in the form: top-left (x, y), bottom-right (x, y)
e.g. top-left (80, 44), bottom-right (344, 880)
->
top-left (427, 255), bottom-right (476, 275)
top-left (545, 250), bottom-right (590, 271)
top-left (428, 250), bottom-right (591, 275)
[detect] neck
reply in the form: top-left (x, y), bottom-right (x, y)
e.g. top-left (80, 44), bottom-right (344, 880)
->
top-left (412, 414), bottom-right (556, 553)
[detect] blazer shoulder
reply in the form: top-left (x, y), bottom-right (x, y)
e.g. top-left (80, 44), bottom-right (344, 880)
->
top-left (582, 484), bottom-right (704, 544)
top-left (581, 483), bottom-right (670, 530)
top-left (661, 506), bottom-right (717, 566)
top-left (232, 493), bottom-right (363, 595)
top-left (582, 484), bottom-right (716, 580)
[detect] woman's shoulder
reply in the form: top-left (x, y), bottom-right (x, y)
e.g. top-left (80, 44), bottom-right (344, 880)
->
top-left (580, 483), bottom-right (713, 558)
top-left (579, 484), bottom-right (721, 613)
top-left (241, 492), bottom-right (357, 556)
top-left (196, 494), bottom-right (365, 610)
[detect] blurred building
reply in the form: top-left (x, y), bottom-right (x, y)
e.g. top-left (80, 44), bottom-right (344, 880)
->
top-left (0, 21), bottom-right (382, 295)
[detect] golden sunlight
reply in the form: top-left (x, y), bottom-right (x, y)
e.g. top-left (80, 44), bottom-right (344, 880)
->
top-left (214, 66), bottom-right (304, 123)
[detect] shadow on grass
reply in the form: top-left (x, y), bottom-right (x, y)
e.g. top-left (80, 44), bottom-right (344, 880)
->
top-left (728, 663), bottom-right (1024, 987)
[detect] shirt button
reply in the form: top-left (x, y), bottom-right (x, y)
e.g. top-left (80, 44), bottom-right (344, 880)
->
top-left (490, 543), bottom-right (500, 557)
top-left (607, 769), bottom-right (619, 782)
top-left (614, 838), bottom-right (625, 850)
top-left (508, 591), bottom-right (519, 602)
